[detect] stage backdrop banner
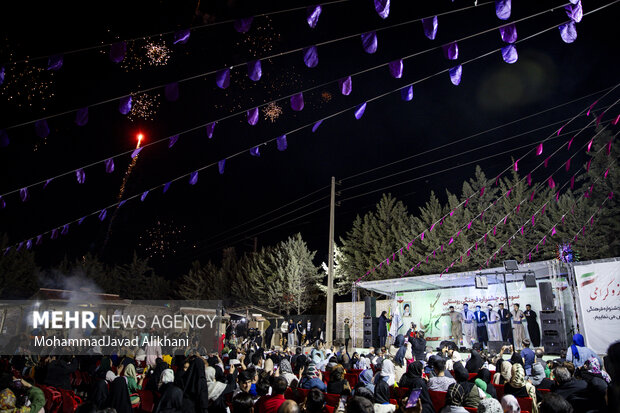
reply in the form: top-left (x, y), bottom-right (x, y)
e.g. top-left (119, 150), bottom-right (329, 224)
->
top-left (574, 260), bottom-right (620, 354)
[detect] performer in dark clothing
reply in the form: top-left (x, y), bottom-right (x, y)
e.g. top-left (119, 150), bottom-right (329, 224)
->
top-left (473, 306), bottom-right (488, 347)
top-left (524, 304), bottom-right (541, 347)
top-left (497, 303), bottom-right (513, 344)
top-left (377, 311), bottom-right (392, 348)
top-left (264, 322), bottom-right (274, 349)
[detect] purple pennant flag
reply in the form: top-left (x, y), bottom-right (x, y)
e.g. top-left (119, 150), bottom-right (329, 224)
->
top-left (303, 46), bottom-right (319, 68)
top-left (47, 55), bottom-right (63, 71)
top-left (480, 186), bottom-right (485, 196)
top-left (401, 85), bottom-right (413, 102)
top-left (77, 217), bottom-right (85, 225)
top-left (16, 243), bottom-right (23, 252)
top-left (218, 159), bottom-right (225, 174)
top-left (536, 143), bottom-right (543, 155)
top-left (307, 5), bottom-right (322, 28)
top-left (26, 239), bottom-right (32, 250)
top-left (496, 0), bottom-right (511, 20)
top-left (568, 136), bottom-right (575, 150)
top-left (35, 120), bottom-right (50, 139)
top-left (501, 44), bottom-right (518, 64)
top-left (375, 0), bottom-right (390, 19)
top-left (506, 188), bottom-right (512, 198)
top-left (449, 65), bottom-right (462, 86)
top-left (544, 157), bottom-right (550, 168)
top-left (607, 140), bottom-right (612, 155)
top-left (104, 158), bottom-right (114, 173)
top-left (119, 96), bottom-right (132, 115)
top-left (163, 182), bottom-right (171, 193)
top-left (587, 139), bottom-right (593, 152)
top-left (234, 17), bottom-right (253, 33)
top-left (247, 108), bottom-right (259, 125)
top-left (51, 229), bottom-right (59, 240)
top-left (20, 187), bottom-right (28, 202)
top-left (75, 107), bottom-right (88, 126)
top-left (99, 209), bottom-right (107, 221)
top-left (110, 41), bottom-right (126, 63)
top-left (559, 21), bottom-right (578, 43)
top-left (354, 103), bottom-right (367, 119)
top-left (131, 147), bottom-right (142, 158)
top-left (442, 42), bottom-right (458, 60)
top-left (189, 172), bottom-right (198, 185)
top-left (312, 120), bottom-right (323, 132)
top-left (119, 200), bottom-right (126, 208)
top-left (422, 16), bottom-right (438, 40)
top-left (531, 214), bottom-right (536, 226)
top-left (0, 129), bottom-right (8, 147)
top-left (527, 173), bottom-right (532, 186)
top-left (61, 224), bottom-right (69, 236)
top-left (0, 67), bottom-right (4, 86)
top-left (141, 191), bottom-right (149, 201)
top-left (173, 29), bottom-right (190, 45)
top-left (570, 176), bottom-right (575, 189)
top-left (76, 169), bottom-right (85, 184)
top-left (168, 135), bottom-right (179, 148)
top-left (530, 190), bottom-right (536, 202)
top-left (248, 60), bottom-right (262, 81)
top-left (36, 234), bottom-right (43, 244)
top-left (165, 82), bottom-right (179, 101)
top-left (566, 159), bottom-right (571, 171)
top-left (339, 76), bottom-right (352, 96)
top-left (548, 177), bottom-right (556, 188)
top-left (587, 159), bottom-right (592, 172)
top-left (290, 93), bottom-right (304, 111)
top-left (565, 1), bottom-right (583, 22)
top-left (216, 68), bottom-right (230, 89)
top-left (206, 122), bottom-right (216, 139)
top-left (499, 24), bottom-right (518, 43)
top-left (276, 135), bottom-right (287, 151)
top-left (514, 159), bottom-right (519, 171)
top-left (587, 99), bottom-right (598, 116)
top-left (361, 31), bottom-right (378, 54)
top-left (0, 196), bottom-right (5, 209)
top-left (420, 232), bottom-right (424, 241)
top-left (389, 59), bottom-right (403, 78)
top-left (516, 204), bottom-right (521, 214)
top-left (250, 146), bottom-right (260, 157)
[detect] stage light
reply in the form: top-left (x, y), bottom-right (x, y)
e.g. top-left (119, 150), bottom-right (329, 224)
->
top-left (503, 260), bottom-right (519, 271)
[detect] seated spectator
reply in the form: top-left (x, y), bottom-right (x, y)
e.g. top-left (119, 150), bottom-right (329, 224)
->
top-left (0, 388), bottom-right (29, 413)
top-left (356, 368), bottom-right (375, 394)
top-left (122, 363), bottom-right (143, 406)
top-left (154, 371), bottom-right (183, 413)
top-left (509, 352), bottom-right (524, 368)
top-left (503, 364), bottom-right (538, 412)
top-left (575, 357), bottom-right (609, 412)
top-left (440, 383), bottom-right (468, 413)
top-left (345, 396), bottom-right (374, 413)
top-left (256, 376), bottom-right (287, 413)
top-left (538, 393), bottom-right (573, 413)
top-left (44, 355), bottom-right (78, 390)
top-left (373, 374), bottom-right (396, 413)
top-left (492, 360), bottom-right (511, 385)
top-left (477, 398), bottom-right (503, 413)
top-left (465, 350), bottom-right (484, 374)
top-left (352, 387), bottom-right (374, 403)
top-left (567, 334), bottom-right (602, 369)
top-left (279, 360), bottom-right (298, 388)
top-left (500, 395), bottom-right (520, 413)
top-left (303, 388), bottom-right (326, 413)
top-left (326, 365), bottom-right (351, 396)
top-left (235, 369), bottom-right (256, 398)
top-left (232, 392), bottom-right (255, 413)
top-left (453, 362), bottom-right (481, 408)
top-left (428, 358), bottom-right (456, 392)
top-left (552, 366), bottom-right (588, 405)
top-left (397, 362), bottom-right (435, 413)
top-left (474, 368), bottom-right (496, 399)
top-left (104, 376), bottom-right (133, 413)
top-left (299, 363), bottom-right (326, 392)
top-left (529, 363), bottom-right (553, 390)
top-left (278, 400), bottom-right (300, 413)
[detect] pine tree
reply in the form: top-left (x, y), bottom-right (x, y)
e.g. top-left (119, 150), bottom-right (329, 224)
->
top-left (0, 234), bottom-right (39, 298)
top-left (117, 252), bottom-right (169, 299)
top-left (280, 233), bottom-right (320, 314)
top-left (317, 245), bottom-right (350, 296)
top-left (178, 261), bottom-right (208, 300)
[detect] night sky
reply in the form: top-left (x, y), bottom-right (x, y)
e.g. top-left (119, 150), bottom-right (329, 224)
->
top-left (0, 0), bottom-right (617, 278)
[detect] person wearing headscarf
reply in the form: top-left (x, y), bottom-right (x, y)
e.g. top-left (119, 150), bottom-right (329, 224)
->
top-left (154, 370), bottom-right (183, 413)
top-left (278, 359), bottom-right (298, 387)
top-left (398, 362), bottom-right (436, 413)
top-left (500, 395), bottom-right (520, 413)
top-left (474, 369), bottom-right (496, 399)
top-left (465, 350), bottom-right (484, 374)
top-left (95, 357), bottom-right (113, 379)
top-left (356, 356), bottom-right (371, 371)
top-left (357, 369), bottom-right (375, 394)
top-left (528, 363), bottom-right (553, 390)
top-left (504, 364), bottom-right (538, 413)
top-left (575, 356), bottom-right (610, 412)
top-left (349, 352), bottom-right (360, 370)
top-left (18, 378), bottom-right (44, 413)
top-left (390, 335), bottom-right (412, 382)
top-left (379, 359), bottom-right (396, 387)
top-left (205, 364), bottom-right (236, 413)
top-left (180, 358), bottom-right (209, 413)
top-left (373, 372), bottom-right (395, 413)
top-left (493, 360), bottom-right (512, 385)
top-left (452, 362), bottom-right (480, 408)
top-left (567, 333), bottom-right (601, 368)
top-left (299, 363), bottom-right (326, 392)
top-left (440, 383), bottom-right (468, 413)
top-left (477, 398), bottom-right (503, 413)
top-left (509, 352), bottom-right (524, 368)
top-left (89, 373), bottom-right (109, 409)
top-left (104, 376), bottom-right (133, 413)
top-left (122, 363), bottom-right (143, 406)
top-left (326, 365), bottom-right (351, 396)
top-left (148, 358), bottom-right (169, 392)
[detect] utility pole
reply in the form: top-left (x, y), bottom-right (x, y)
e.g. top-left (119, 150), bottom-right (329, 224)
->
top-left (326, 177), bottom-right (336, 346)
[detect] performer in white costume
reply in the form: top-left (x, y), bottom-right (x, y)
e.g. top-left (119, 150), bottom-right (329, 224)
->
top-left (486, 304), bottom-right (501, 342)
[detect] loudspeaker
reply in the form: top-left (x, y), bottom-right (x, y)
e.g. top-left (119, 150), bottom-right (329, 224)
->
top-left (363, 317), bottom-right (378, 348)
top-left (488, 341), bottom-right (510, 354)
top-left (540, 311), bottom-right (567, 353)
top-left (524, 273), bottom-right (537, 288)
top-left (364, 296), bottom-right (377, 318)
top-left (539, 282), bottom-right (555, 311)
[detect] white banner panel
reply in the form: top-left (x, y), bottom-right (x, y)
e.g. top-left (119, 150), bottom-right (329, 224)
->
top-left (574, 261), bottom-right (620, 354)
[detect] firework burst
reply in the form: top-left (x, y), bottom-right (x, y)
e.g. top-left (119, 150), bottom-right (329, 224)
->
top-left (127, 92), bottom-right (160, 121)
top-left (263, 102), bottom-right (282, 122)
top-left (137, 220), bottom-right (188, 259)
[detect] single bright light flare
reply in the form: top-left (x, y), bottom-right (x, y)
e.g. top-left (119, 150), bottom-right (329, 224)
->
top-left (136, 133), bottom-right (144, 147)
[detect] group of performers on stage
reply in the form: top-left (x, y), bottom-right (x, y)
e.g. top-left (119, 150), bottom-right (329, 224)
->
top-left (444, 302), bottom-right (541, 350)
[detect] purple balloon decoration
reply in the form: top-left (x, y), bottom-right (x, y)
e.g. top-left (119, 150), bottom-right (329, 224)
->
top-left (165, 82), bottom-right (179, 101)
top-left (35, 120), bottom-right (50, 139)
top-left (442, 42), bottom-right (458, 60)
top-left (361, 31), bottom-right (378, 54)
top-left (119, 96), bottom-right (132, 115)
top-left (501, 44), bottom-right (518, 64)
top-left (354, 102), bottom-right (367, 119)
top-left (234, 17), bottom-right (253, 33)
top-left (499, 24), bottom-right (517, 43)
top-left (105, 158), bottom-right (115, 173)
top-left (110, 42), bottom-right (126, 63)
top-left (565, 1), bottom-right (582, 23)
top-left (276, 135), bottom-right (287, 151)
top-left (307, 5), bottom-right (322, 28)
top-left (312, 120), bottom-right (323, 132)
top-left (250, 146), bottom-right (260, 157)
top-left (303, 46), bottom-right (319, 68)
top-left (47, 55), bottom-right (63, 71)
top-left (168, 135), bottom-right (179, 148)
top-left (20, 188), bottom-right (28, 202)
top-left (339, 76), bottom-right (352, 96)
top-left (389, 59), bottom-right (403, 78)
top-left (131, 147), bottom-right (143, 158)
top-left (61, 224), bottom-right (69, 236)
top-left (206, 122), bottom-right (216, 138)
top-left (189, 171), bottom-right (198, 185)
top-left (75, 107), bottom-right (88, 126)
top-left (0, 67), bottom-right (4, 86)
top-left (422, 16), bottom-right (438, 40)
top-left (495, 0), bottom-right (511, 20)
top-left (141, 191), bottom-right (149, 201)
top-left (99, 209), bottom-right (107, 221)
top-left (290, 93), bottom-right (304, 111)
top-left (401, 85), bottom-right (413, 102)
top-left (76, 169), bottom-right (85, 184)
top-left (247, 108), bottom-right (259, 125)
top-left (374, 0), bottom-right (390, 19)
top-left (449, 65), bottom-right (463, 85)
top-left (248, 60), bottom-right (262, 81)
top-left (0, 196), bottom-right (5, 209)
top-left (218, 159), bottom-right (226, 175)
top-left (173, 29), bottom-right (190, 45)
top-left (559, 21), bottom-right (578, 43)
top-left (0, 130), bottom-right (9, 147)
top-left (216, 68), bottom-right (230, 89)
top-left (163, 182), bottom-right (171, 193)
